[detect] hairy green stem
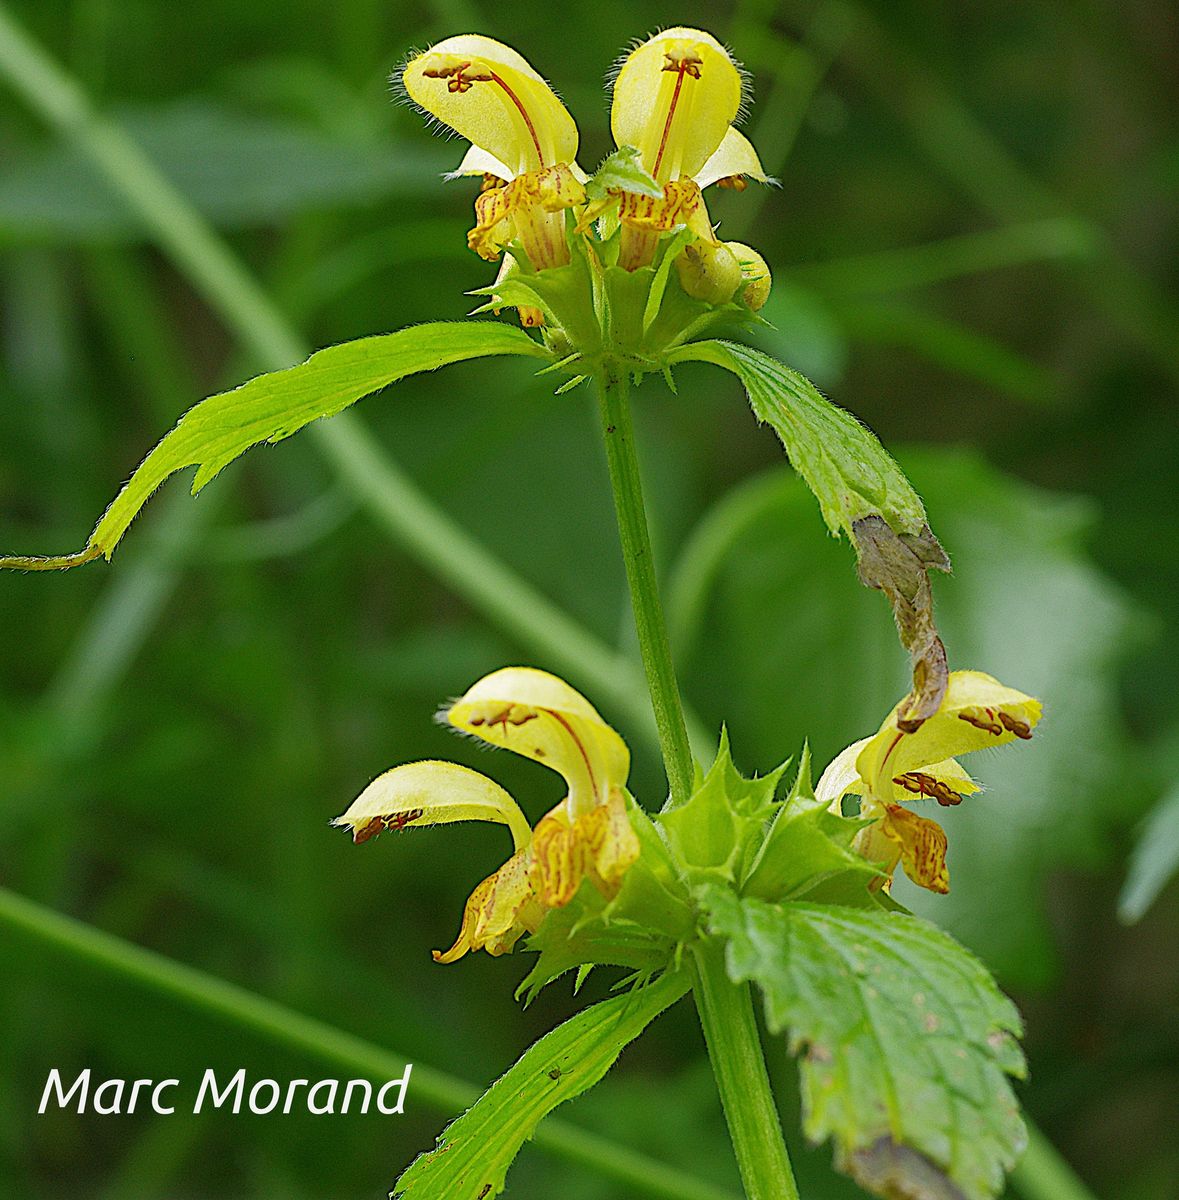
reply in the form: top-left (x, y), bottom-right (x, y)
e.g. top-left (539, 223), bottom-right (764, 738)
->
top-left (0, 887), bottom-right (737, 1200)
top-left (693, 941), bottom-right (800, 1200)
top-left (595, 367), bottom-right (696, 807)
top-left (595, 366), bottom-right (796, 1198)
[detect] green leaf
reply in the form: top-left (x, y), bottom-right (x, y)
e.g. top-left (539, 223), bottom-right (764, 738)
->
top-left (700, 891), bottom-right (1026, 1200)
top-left (671, 450), bottom-right (1142, 985)
top-left (1119, 781), bottom-right (1179, 923)
top-left (393, 971), bottom-right (690, 1199)
top-left (669, 339), bottom-right (927, 539)
top-left (742, 751), bottom-right (880, 903)
top-left (2, 322), bottom-right (548, 566)
top-left (585, 146), bottom-right (663, 202)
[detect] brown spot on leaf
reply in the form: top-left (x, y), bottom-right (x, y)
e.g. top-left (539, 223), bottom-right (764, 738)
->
top-left (853, 517), bottom-right (951, 732)
top-left (845, 1137), bottom-right (967, 1200)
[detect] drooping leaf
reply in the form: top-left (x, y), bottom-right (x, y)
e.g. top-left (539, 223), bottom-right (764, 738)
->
top-left (1, 322), bottom-right (548, 567)
top-left (701, 891), bottom-right (1026, 1200)
top-left (670, 339), bottom-right (928, 539)
top-left (671, 450), bottom-right (1141, 985)
top-left (393, 971), bottom-right (689, 1199)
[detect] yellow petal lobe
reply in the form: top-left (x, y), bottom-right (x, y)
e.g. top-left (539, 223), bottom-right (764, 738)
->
top-left (432, 848), bottom-right (542, 964)
top-left (468, 163), bottom-right (586, 267)
top-left (694, 126), bottom-right (770, 188)
top-left (612, 28), bottom-right (743, 182)
top-left (403, 34), bottom-right (578, 176)
top-left (333, 760), bottom-right (531, 851)
top-left (857, 670), bottom-right (1041, 795)
top-left (448, 667), bottom-right (629, 817)
top-left (882, 805), bottom-right (950, 893)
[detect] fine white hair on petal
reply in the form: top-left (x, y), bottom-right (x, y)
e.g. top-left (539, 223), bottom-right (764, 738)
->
top-left (604, 27), bottom-right (754, 125)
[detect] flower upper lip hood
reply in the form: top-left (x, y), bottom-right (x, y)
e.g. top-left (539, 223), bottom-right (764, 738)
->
top-left (402, 34), bottom-right (578, 178)
top-left (333, 666), bottom-right (637, 963)
top-left (446, 666), bottom-right (629, 817)
top-left (817, 670), bottom-right (1042, 893)
top-left (610, 27), bottom-right (769, 187)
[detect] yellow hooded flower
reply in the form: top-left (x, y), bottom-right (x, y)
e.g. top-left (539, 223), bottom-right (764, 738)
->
top-left (333, 667), bottom-right (638, 963)
top-left (608, 28), bottom-right (771, 272)
top-left (816, 671), bottom-right (1042, 893)
top-left (403, 34), bottom-right (586, 285)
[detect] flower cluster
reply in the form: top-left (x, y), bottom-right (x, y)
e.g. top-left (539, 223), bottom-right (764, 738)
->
top-left (334, 667), bottom-right (638, 963)
top-left (401, 29), bottom-right (772, 327)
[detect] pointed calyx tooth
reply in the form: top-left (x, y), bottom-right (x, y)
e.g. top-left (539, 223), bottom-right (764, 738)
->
top-left (852, 516), bottom-right (952, 734)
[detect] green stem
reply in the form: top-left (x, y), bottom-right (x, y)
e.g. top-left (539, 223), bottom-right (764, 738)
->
top-left (594, 367), bottom-right (695, 807)
top-left (0, 886), bottom-right (738, 1200)
top-left (693, 941), bottom-right (800, 1200)
top-left (595, 366), bottom-right (797, 1198)
top-left (1011, 1120), bottom-right (1102, 1200)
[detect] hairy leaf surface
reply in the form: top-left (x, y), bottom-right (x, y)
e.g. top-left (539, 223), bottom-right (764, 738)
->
top-left (670, 340), bottom-right (927, 539)
top-left (393, 971), bottom-right (689, 1199)
top-left (701, 891), bottom-right (1026, 1200)
top-left (2, 322), bottom-right (547, 567)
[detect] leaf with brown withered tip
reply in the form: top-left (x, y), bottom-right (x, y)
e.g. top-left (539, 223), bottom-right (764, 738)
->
top-left (853, 516), bottom-right (952, 732)
top-left (848, 1138), bottom-right (968, 1200)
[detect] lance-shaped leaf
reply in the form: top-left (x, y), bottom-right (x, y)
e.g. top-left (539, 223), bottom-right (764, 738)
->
top-left (701, 889), bottom-right (1026, 1200)
top-left (669, 339), bottom-right (927, 540)
top-left (393, 971), bottom-right (690, 1199)
top-left (1, 321), bottom-right (548, 569)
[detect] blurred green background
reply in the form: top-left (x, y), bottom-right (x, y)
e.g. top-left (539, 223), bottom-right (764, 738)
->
top-left (1, 1), bottom-right (1176, 1197)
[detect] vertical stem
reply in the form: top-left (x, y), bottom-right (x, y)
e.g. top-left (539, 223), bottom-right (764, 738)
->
top-left (595, 366), bottom-right (695, 807)
top-left (693, 941), bottom-right (801, 1200)
top-left (595, 364), bottom-right (798, 1199)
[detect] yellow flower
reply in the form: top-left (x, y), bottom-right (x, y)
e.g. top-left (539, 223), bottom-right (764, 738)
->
top-left (402, 35), bottom-right (586, 286)
top-left (333, 667), bottom-right (638, 963)
top-left (608, 28), bottom-right (771, 271)
top-left (816, 671), bottom-right (1042, 894)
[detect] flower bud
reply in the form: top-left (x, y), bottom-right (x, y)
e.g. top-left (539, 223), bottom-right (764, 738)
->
top-left (674, 241), bottom-right (743, 305)
top-left (725, 242), bottom-right (771, 310)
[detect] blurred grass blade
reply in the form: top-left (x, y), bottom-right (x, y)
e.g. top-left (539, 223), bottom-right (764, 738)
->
top-left (0, 99), bottom-right (451, 244)
top-left (394, 973), bottom-right (692, 1200)
top-left (1118, 783), bottom-right (1179, 923)
top-left (1, 321), bottom-right (548, 567)
top-left (0, 888), bottom-right (736, 1200)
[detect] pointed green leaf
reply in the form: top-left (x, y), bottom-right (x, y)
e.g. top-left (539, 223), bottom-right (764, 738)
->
top-left (658, 733), bottom-right (784, 884)
top-left (743, 751), bottom-right (879, 902)
top-left (585, 146), bottom-right (664, 202)
top-left (669, 339), bottom-right (927, 539)
top-left (2, 322), bottom-right (548, 568)
top-left (700, 890), bottom-right (1026, 1200)
top-left (393, 971), bottom-right (689, 1199)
